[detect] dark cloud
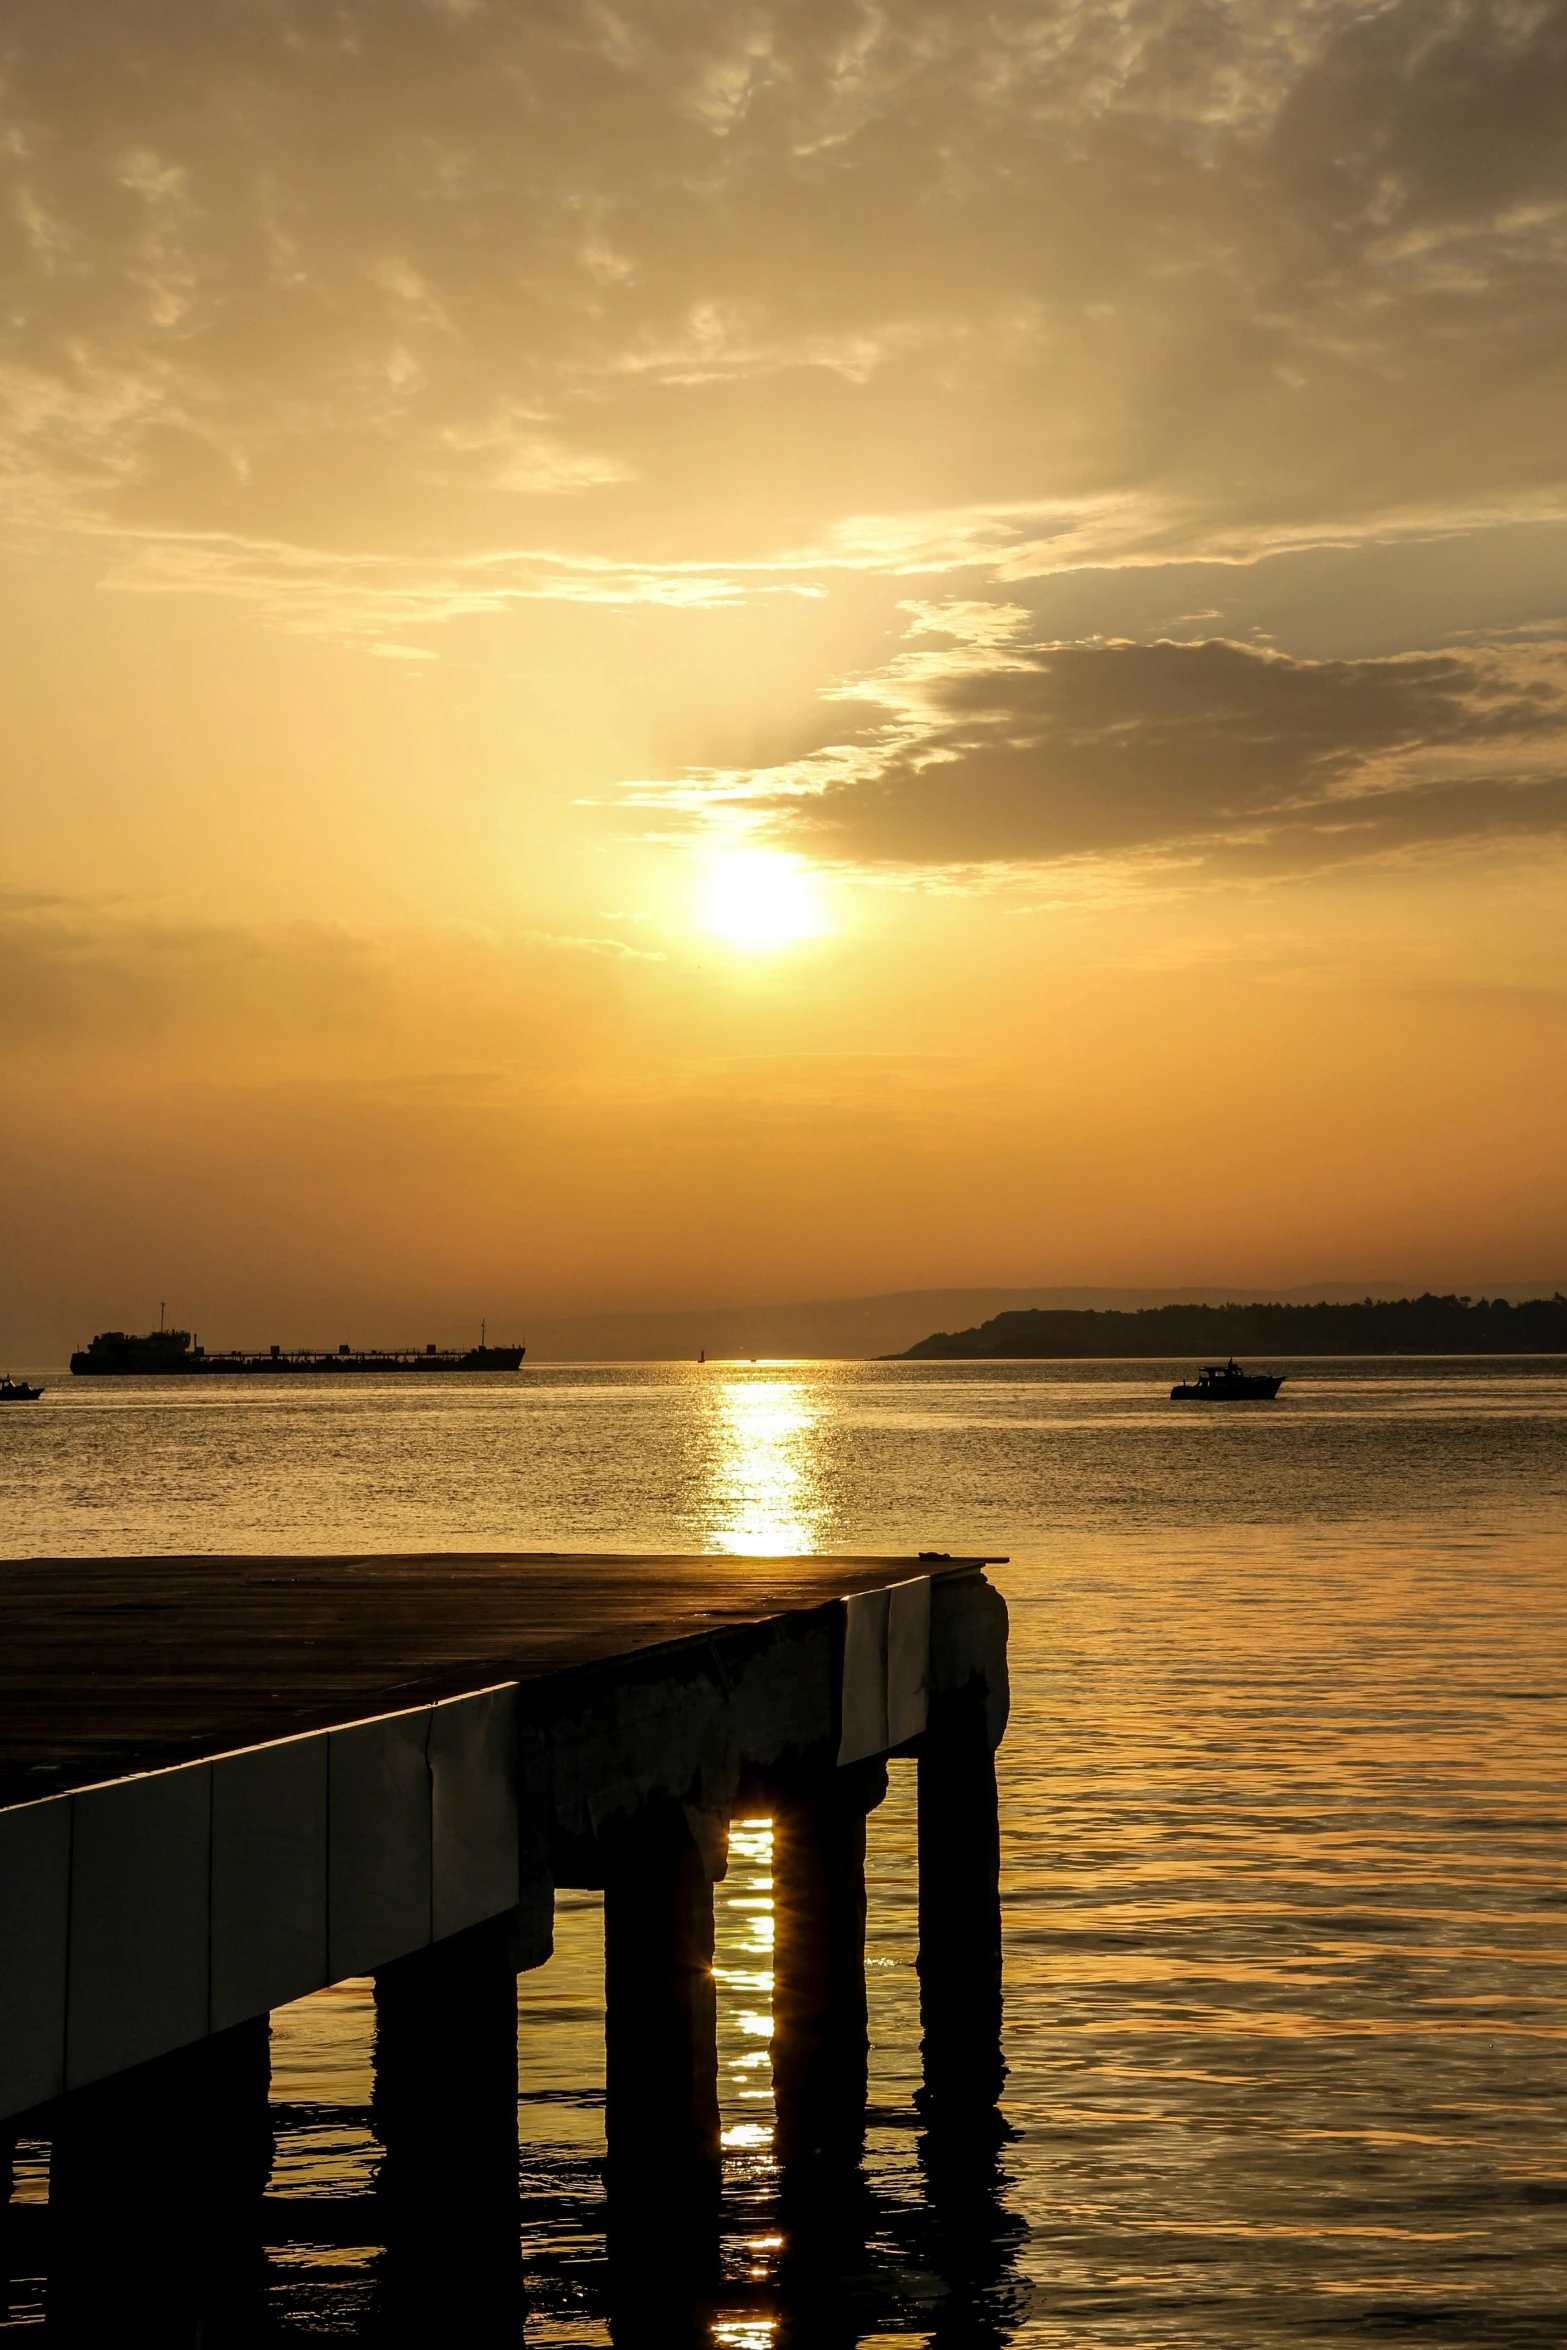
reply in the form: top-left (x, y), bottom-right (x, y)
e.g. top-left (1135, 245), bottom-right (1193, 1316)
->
top-left (737, 632), bottom-right (1567, 871)
top-left (1275, 0), bottom-right (1567, 237)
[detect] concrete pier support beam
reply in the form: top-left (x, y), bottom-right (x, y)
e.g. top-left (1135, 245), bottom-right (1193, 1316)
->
top-left (769, 1757), bottom-right (887, 2174)
top-left (601, 1802), bottom-right (721, 2283)
top-left (370, 1912), bottom-right (524, 2341)
top-left (917, 1691), bottom-right (1005, 2127)
top-left (45, 2016), bottom-right (273, 2343)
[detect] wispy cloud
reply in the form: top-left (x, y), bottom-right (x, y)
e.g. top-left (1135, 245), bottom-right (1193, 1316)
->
top-left (2, 0), bottom-right (1566, 637)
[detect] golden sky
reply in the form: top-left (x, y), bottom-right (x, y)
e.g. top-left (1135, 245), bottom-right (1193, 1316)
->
top-left (4, 0), bottom-right (1564, 1349)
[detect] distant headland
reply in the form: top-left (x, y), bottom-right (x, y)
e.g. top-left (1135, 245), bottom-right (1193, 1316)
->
top-left (895, 1294), bottom-right (1567, 1360)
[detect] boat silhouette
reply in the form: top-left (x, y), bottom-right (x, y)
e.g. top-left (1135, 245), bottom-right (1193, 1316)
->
top-left (0, 1376), bottom-right (43, 1402)
top-left (1170, 1358), bottom-right (1284, 1401)
top-left (70, 1328), bottom-right (524, 1376)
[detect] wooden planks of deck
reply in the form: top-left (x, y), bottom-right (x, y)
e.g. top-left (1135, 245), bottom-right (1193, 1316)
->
top-left (0, 1550), bottom-right (999, 1802)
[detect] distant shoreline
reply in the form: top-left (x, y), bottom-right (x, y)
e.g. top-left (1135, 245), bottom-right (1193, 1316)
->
top-left (895, 1294), bottom-right (1567, 1360)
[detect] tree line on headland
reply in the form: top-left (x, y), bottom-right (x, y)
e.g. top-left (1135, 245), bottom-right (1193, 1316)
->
top-left (896, 1293), bottom-right (1567, 1359)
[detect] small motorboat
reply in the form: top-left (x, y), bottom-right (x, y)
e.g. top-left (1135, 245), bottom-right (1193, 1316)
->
top-left (1170, 1358), bottom-right (1283, 1401)
top-left (0, 1375), bottom-right (43, 1401)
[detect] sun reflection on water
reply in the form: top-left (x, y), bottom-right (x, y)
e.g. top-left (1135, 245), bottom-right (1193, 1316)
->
top-left (706, 1380), bottom-right (823, 1555)
top-left (716, 1818), bottom-right (775, 2161)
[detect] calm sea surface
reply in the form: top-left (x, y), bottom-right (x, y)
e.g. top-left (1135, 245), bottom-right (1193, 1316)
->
top-left (4, 1358), bottom-right (1565, 2344)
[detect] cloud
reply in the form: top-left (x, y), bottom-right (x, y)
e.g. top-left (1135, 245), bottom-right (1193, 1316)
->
top-left (98, 533), bottom-right (768, 634)
top-left (2, 0), bottom-right (1566, 633)
top-left (629, 608), bottom-right (1567, 877)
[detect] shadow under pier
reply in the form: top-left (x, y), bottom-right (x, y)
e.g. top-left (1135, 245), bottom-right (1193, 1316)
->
top-left (36, 2020), bottom-right (274, 2344)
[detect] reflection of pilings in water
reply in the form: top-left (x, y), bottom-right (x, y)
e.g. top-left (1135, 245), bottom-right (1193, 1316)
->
top-left (917, 2115), bottom-right (1030, 2350)
top-left (769, 2110), bottom-right (1027, 2347)
top-left (601, 1800), bottom-right (722, 2337)
top-left (43, 2017), bottom-right (273, 2344)
top-left (369, 1912), bottom-right (524, 2343)
top-left (2, 2121), bottom-right (22, 2319)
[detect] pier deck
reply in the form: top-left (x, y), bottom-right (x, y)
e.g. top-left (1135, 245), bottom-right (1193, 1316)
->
top-left (2, 1548), bottom-right (1010, 2334)
top-left (0, 1548), bottom-right (999, 1801)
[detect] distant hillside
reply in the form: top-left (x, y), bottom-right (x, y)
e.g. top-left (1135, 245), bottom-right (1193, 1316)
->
top-left (897, 1294), bottom-right (1567, 1359)
top-left (522, 1280), bottom-right (1565, 1361)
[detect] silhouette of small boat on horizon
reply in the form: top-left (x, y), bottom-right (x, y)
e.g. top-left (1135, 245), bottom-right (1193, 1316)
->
top-left (0, 1376), bottom-right (43, 1402)
top-left (1170, 1358), bottom-right (1284, 1401)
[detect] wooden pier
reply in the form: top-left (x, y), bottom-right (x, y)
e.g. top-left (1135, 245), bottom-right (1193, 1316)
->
top-left (1, 1549), bottom-right (1009, 2336)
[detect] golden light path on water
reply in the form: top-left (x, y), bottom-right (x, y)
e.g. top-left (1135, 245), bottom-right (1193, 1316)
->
top-left (706, 1378), bottom-right (824, 1556)
top-left (706, 1375), bottom-right (809, 2321)
top-left (715, 1818), bottom-right (775, 2159)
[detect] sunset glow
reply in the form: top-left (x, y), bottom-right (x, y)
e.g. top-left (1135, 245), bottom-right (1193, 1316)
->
top-left (704, 853), bottom-right (824, 953)
top-left (1, 0), bottom-right (1562, 1357)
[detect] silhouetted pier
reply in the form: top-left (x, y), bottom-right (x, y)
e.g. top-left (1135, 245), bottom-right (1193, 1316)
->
top-left (1, 1549), bottom-right (1009, 2338)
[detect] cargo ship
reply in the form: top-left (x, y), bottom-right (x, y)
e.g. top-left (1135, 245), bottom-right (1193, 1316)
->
top-left (70, 1328), bottom-right (525, 1375)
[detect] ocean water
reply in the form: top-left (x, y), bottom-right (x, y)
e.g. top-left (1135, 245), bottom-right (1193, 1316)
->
top-left (3, 1358), bottom-right (1565, 2344)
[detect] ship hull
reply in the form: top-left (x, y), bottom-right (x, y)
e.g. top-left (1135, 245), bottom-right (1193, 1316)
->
top-left (1169, 1375), bottom-right (1283, 1401)
top-left (71, 1347), bottom-right (525, 1376)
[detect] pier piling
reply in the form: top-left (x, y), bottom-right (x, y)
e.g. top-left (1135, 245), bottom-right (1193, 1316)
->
top-left (917, 1686), bottom-right (1006, 2125)
top-left (372, 1912), bottom-right (526, 2336)
top-left (769, 1757), bottom-right (887, 2173)
top-left (602, 1802), bottom-right (723, 2238)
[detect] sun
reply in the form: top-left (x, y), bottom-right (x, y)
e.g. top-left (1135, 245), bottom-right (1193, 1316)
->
top-left (704, 850), bottom-right (824, 951)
